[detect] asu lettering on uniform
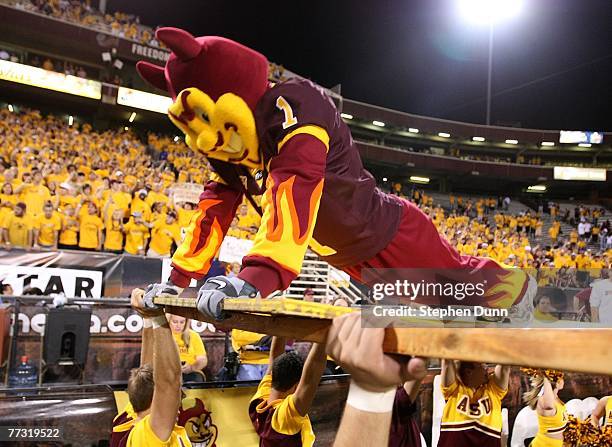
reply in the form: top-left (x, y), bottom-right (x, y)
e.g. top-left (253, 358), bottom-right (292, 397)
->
top-left (438, 377), bottom-right (507, 447)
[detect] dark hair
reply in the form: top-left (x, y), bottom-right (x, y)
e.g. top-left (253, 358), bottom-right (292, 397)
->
top-left (127, 364), bottom-right (154, 412)
top-left (15, 202), bottom-right (26, 211)
top-left (22, 287), bottom-right (44, 296)
top-left (271, 352), bottom-right (304, 392)
top-left (0, 282), bottom-right (12, 294)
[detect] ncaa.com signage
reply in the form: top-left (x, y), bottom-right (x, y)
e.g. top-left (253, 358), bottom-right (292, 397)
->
top-left (13, 306), bottom-right (217, 336)
top-left (0, 265), bottom-right (103, 297)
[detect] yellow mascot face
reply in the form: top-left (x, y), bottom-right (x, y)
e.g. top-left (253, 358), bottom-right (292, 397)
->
top-left (178, 397), bottom-right (218, 447)
top-left (168, 88), bottom-right (262, 170)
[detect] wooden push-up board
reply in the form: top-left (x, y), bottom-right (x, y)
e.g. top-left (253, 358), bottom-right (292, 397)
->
top-left (154, 296), bottom-right (612, 375)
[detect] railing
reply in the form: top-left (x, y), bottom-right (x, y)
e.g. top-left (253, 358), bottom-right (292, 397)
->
top-left (281, 250), bottom-right (367, 304)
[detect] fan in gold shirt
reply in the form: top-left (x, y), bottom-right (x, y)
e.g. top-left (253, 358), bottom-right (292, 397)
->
top-left (34, 202), bottom-right (62, 249)
top-left (124, 212), bottom-right (151, 256)
top-left (58, 205), bottom-right (79, 250)
top-left (148, 211), bottom-right (181, 258)
top-left (1, 202), bottom-right (32, 249)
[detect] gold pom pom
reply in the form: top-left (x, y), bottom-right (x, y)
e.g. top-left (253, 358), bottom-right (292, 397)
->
top-left (563, 415), bottom-right (610, 446)
top-left (520, 367), bottom-right (564, 382)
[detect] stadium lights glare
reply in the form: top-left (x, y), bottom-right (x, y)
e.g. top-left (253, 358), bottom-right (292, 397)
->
top-left (578, 143), bottom-right (592, 148)
top-left (124, 126), bottom-right (129, 131)
top-left (7, 104), bottom-right (13, 112)
top-left (408, 128), bottom-right (419, 133)
top-left (458, 0), bottom-right (523, 25)
top-left (410, 176), bottom-right (430, 184)
top-left (68, 115), bottom-right (73, 126)
top-left (472, 136), bottom-right (485, 142)
top-left (438, 132), bottom-right (451, 138)
top-left (128, 112), bottom-right (136, 123)
top-left (527, 185), bottom-right (546, 192)
top-left (505, 139), bottom-right (518, 144)
top-left (372, 120), bottom-right (385, 127)
top-left (173, 136), bottom-right (180, 142)
top-left (541, 141), bottom-right (555, 147)
top-left (340, 113), bottom-right (353, 120)
top-left (382, 177), bottom-right (388, 182)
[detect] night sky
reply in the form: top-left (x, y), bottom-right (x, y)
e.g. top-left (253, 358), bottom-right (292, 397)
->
top-left (108, 0), bottom-right (612, 131)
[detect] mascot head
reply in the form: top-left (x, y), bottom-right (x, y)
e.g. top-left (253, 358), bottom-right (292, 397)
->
top-left (178, 397), bottom-right (218, 447)
top-left (137, 27), bottom-right (268, 169)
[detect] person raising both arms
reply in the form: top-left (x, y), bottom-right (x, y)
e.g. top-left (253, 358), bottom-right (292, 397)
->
top-left (438, 359), bottom-right (510, 447)
top-left (249, 335), bottom-right (327, 446)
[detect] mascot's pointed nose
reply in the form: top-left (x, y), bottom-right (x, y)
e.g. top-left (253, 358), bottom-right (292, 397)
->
top-left (156, 27), bottom-right (201, 61)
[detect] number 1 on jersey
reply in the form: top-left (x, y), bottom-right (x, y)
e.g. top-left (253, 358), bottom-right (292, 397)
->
top-left (276, 96), bottom-right (298, 129)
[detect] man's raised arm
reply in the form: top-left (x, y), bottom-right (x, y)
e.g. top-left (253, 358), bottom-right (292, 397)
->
top-left (292, 343), bottom-right (327, 416)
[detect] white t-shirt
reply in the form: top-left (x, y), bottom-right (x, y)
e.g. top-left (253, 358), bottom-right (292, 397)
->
top-left (578, 222), bottom-right (586, 235)
top-left (589, 279), bottom-right (612, 325)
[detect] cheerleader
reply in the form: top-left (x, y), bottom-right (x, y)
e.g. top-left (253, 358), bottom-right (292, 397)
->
top-left (522, 370), bottom-right (568, 447)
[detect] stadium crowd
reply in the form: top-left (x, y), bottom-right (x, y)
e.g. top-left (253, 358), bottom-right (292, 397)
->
top-left (0, 108), bottom-right (261, 256)
top-left (0, 107), bottom-right (609, 282)
top-left (10, 0), bottom-right (162, 47)
top-left (406, 190), bottom-right (611, 288)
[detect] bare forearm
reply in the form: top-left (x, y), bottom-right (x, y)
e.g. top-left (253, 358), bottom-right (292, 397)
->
top-left (192, 355), bottom-right (208, 371)
top-left (153, 323), bottom-right (181, 388)
top-left (303, 343), bottom-right (327, 385)
top-left (269, 336), bottom-right (286, 363)
top-left (149, 317), bottom-right (182, 441)
top-left (440, 359), bottom-right (456, 387)
top-left (140, 326), bottom-right (153, 366)
top-left (494, 364), bottom-right (511, 390)
top-left (293, 343), bottom-right (327, 415)
top-left (334, 406), bottom-right (391, 447)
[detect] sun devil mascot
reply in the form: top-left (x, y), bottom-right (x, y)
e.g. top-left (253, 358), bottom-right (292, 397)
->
top-left (139, 27), bottom-right (534, 321)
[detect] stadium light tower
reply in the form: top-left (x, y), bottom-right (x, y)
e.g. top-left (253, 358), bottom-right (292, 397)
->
top-left (458, 0), bottom-right (523, 125)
